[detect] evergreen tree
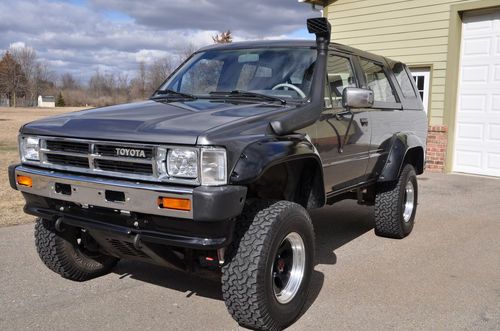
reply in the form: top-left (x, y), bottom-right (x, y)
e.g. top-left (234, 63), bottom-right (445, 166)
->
top-left (55, 92), bottom-right (65, 107)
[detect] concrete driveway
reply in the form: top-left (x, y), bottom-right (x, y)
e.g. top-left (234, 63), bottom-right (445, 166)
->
top-left (1, 173), bottom-right (499, 330)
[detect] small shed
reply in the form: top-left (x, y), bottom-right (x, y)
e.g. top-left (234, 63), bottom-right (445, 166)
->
top-left (38, 95), bottom-right (55, 108)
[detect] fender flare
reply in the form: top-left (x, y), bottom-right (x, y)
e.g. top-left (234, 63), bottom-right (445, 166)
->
top-left (229, 136), bottom-right (325, 207)
top-left (378, 133), bottom-right (425, 182)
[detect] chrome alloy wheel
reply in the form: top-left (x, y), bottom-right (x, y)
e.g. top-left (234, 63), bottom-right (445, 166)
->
top-left (272, 232), bottom-right (306, 304)
top-left (403, 180), bottom-right (415, 222)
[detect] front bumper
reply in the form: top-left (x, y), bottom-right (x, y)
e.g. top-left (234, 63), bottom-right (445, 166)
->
top-left (9, 164), bottom-right (246, 222)
top-left (9, 164), bottom-right (247, 250)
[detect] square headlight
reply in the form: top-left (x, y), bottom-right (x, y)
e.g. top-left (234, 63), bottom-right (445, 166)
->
top-left (201, 148), bottom-right (227, 186)
top-left (20, 136), bottom-right (40, 162)
top-left (167, 148), bottom-right (198, 178)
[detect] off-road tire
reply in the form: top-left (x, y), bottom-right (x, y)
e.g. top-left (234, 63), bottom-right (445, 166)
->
top-left (374, 164), bottom-right (418, 239)
top-left (35, 218), bottom-right (119, 281)
top-left (221, 201), bottom-right (315, 331)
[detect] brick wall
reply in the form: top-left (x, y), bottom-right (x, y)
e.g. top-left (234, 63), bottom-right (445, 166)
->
top-left (426, 125), bottom-right (448, 172)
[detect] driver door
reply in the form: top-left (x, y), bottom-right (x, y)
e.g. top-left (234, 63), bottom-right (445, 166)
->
top-left (313, 53), bottom-right (372, 193)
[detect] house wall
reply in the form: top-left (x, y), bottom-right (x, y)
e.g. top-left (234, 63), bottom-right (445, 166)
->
top-left (324, 0), bottom-right (500, 172)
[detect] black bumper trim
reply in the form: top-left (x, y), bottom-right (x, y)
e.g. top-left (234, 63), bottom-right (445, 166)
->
top-left (27, 207), bottom-right (229, 249)
top-left (193, 185), bottom-right (247, 221)
top-left (8, 163), bottom-right (19, 190)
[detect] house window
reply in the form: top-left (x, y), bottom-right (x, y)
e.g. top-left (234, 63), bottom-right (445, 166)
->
top-left (410, 68), bottom-right (430, 114)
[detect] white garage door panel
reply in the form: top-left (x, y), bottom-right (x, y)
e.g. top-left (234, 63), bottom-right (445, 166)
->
top-left (453, 10), bottom-right (500, 177)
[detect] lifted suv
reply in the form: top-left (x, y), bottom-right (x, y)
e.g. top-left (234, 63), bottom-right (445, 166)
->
top-left (9, 18), bottom-right (426, 330)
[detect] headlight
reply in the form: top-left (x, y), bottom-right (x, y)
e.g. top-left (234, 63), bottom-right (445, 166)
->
top-left (20, 136), bottom-right (40, 161)
top-left (167, 148), bottom-right (198, 178)
top-left (201, 148), bottom-right (227, 186)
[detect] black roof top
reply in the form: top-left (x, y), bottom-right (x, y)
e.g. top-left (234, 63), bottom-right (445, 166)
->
top-left (198, 39), bottom-right (389, 63)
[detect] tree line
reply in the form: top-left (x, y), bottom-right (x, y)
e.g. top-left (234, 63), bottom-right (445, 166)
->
top-left (0, 31), bottom-right (231, 108)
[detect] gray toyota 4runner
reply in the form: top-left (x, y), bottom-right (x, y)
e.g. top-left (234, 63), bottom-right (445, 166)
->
top-left (9, 18), bottom-right (427, 330)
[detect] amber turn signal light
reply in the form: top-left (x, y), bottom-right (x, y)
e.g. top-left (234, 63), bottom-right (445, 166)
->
top-left (16, 175), bottom-right (33, 187)
top-left (158, 197), bottom-right (191, 211)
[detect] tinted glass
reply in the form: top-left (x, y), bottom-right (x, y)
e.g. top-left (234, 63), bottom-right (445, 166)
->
top-left (162, 48), bottom-right (317, 100)
top-left (360, 59), bottom-right (397, 103)
top-left (179, 59), bottom-right (223, 94)
top-left (327, 55), bottom-right (356, 107)
top-left (393, 63), bottom-right (417, 98)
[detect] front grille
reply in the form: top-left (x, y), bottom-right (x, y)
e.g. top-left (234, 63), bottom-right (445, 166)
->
top-left (39, 137), bottom-right (161, 181)
top-left (95, 159), bottom-right (153, 175)
top-left (46, 154), bottom-right (89, 168)
top-left (46, 140), bottom-right (89, 154)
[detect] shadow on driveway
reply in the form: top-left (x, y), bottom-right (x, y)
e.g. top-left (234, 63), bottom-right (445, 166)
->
top-left (111, 201), bottom-right (374, 314)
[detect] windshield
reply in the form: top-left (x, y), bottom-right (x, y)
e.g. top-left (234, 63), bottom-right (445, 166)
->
top-left (158, 48), bottom-right (317, 101)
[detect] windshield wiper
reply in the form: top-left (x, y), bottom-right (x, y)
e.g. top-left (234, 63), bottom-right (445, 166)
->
top-left (151, 89), bottom-right (197, 100)
top-left (209, 90), bottom-right (286, 105)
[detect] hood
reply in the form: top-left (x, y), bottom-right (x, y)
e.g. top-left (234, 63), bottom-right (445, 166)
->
top-left (21, 99), bottom-right (292, 145)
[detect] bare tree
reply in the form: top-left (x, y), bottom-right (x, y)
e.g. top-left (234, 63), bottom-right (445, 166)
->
top-left (147, 57), bottom-right (174, 92)
top-left (178, 43), bottom-right (198, 65)
top-left (8, 45), bottom-right (55, 106)
top-left (0, 51), bottom-right (27, 107)
top-left (130, 61), bottom-right (147, 99)
top-left (212, 30), bottom-right (232, 44)
top-left (61, 72), bottom-right (79, 90)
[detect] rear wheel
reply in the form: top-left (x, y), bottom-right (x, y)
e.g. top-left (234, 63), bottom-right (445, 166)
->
top-left (374, 164), bottom-right (418, 238)
top-left (35, 218), bottom-right (119, 281)
top-left (222, 201), bottom-right (315, 330)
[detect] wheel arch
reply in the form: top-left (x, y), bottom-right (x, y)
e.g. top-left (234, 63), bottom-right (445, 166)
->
top-left (230, 138), bottom-right (326, 209)
top-left (378, 133), bottom-right (425, 182)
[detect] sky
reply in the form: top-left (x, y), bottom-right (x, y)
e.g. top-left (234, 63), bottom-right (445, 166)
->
top-left (0, 0), bottom-right (317, 83)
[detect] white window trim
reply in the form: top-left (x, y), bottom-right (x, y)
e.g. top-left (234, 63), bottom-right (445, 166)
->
top-left (411, 68), bottom-right (431, 114)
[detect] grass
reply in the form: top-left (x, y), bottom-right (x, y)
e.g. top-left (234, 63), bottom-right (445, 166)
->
top-left (0, 107), bottom-right (86, 227)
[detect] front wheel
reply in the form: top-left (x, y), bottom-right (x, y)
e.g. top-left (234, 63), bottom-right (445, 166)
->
top-left (374, 164), bottom-right (418, 239)
top-left (222, 201), bottom-right (315, 330)
top-left (35, 218), bottom-right (119, 281)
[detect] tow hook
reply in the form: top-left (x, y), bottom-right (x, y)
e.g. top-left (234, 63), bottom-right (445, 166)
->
top-left (55, 217), bottom-right (64, 232)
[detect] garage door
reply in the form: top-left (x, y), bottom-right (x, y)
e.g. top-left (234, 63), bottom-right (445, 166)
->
top-left (453, 10), bottom-right (500, 177)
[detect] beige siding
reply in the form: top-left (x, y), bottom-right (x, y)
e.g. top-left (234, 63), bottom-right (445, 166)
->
top-left (326, 0), bottom-right (477, 125)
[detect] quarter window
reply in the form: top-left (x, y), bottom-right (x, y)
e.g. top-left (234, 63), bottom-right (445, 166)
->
top-left (359, 59), bottom-right (397, 103)
top-left (393, 63), bottom-right (417, 98)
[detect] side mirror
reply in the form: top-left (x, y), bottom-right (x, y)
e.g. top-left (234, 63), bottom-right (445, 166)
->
top-left (342, 87), bottom-right (374, 108)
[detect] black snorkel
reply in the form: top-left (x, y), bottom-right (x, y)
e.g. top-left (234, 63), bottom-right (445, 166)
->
top-left (270, 17), bottom-right (331, 135)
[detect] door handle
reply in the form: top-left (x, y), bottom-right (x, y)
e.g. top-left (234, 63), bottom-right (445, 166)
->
top-left (360, 118), bottom-right (369, 126)
top-left (335, 110), bottom-right (351, 120)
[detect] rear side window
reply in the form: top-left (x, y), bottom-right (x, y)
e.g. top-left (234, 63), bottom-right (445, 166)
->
top-left (359, 59), bottom-right (397, 103)
top-left (393, 63), bottom-right (417, 98)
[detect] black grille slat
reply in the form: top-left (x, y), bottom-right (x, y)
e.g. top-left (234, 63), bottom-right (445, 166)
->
top-left (46, 140), bottom-right (89, 154)
top-left (46, 154), bottom-right (89, 168)
top-left (95, 145), bottom-right (154, 158)
top-left (95, 159), bottom-right (153, 175)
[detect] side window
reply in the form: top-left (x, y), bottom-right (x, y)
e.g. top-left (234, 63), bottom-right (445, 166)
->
top-left (179, 59), bottom-right (223, 94)
top-left (393, 63), bottom-right (417, 98)
top-left (327, 54), bottom-right (356, 108)
top-left (359, 59), bottom-right (397, 103)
